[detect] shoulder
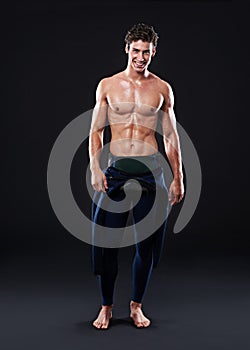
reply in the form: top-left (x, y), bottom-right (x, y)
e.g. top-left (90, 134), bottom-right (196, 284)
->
top-left (96, 76), bottom-right (111, 91)
top-left (150, 73), bottom-right (173, 95)
top-left (155, 75), bottom-right (174, 107)
top-left (149, 73), bottom-right (174, 108)
top-left (148, 73), bottom-right (173, 95)
top-left (96, 73), bottom-right (122, 92)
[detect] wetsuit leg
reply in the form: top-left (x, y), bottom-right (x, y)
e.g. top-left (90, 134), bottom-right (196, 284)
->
top-left (131, 192), bottom-right (155, 303)
top-left (95, 191), bottom-right (130, 305)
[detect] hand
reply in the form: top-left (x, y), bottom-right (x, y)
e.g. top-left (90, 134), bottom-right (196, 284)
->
top-left (91, 168), bottom-right (108, 193)
top-left (168, 178), bottom-right (184, 206)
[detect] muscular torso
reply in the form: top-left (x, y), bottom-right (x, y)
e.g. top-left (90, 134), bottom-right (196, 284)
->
top-left (105, 72), bottom-right (166, 156)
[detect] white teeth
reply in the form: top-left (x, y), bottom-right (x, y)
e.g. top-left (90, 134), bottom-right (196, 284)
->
top-left (135, 62), bottom-right (145, 66)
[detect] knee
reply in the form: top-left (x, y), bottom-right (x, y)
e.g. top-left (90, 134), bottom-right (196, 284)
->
top-left (135, 248), bottom-right (153, 263)
top-left (103, 250), bottom-right (119, 271)
top-left (135, 238), bottom-right (154, 261)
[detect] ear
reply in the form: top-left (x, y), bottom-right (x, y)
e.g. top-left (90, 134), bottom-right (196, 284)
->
top-left (152, 47), bottom-right (156, 57)
top-left (125, 44), bottom-right (129, 54)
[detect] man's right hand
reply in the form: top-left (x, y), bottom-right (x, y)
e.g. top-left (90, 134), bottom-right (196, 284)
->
top-left (91, 168), bottom-right (108, 193)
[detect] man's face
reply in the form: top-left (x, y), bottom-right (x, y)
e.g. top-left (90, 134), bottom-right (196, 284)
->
top-left (125, 40), bottom-right (156, 72)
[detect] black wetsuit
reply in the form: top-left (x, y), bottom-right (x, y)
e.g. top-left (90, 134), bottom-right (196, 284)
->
top-left (92, 153), bottom-right (169, 305)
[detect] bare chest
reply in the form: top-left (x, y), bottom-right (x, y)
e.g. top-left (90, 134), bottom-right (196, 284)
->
top-left (107, 80), bottom-right (164, 116)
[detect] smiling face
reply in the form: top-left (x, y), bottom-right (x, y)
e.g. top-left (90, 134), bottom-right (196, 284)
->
top-left (125, 40), bottom-right (156, 73)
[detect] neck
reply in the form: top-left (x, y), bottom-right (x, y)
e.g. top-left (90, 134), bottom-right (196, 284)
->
top-left (125, 66), bottom-right (149, 81)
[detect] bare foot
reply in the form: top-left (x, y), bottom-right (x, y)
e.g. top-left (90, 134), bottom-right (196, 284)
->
top-left (92, 305), bottom-right (113, 329)
top-left (130, 300), bottom-right (151, 328)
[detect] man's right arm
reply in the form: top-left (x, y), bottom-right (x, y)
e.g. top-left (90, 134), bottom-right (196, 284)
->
top-left (89, 79), bottom-right (109, 192)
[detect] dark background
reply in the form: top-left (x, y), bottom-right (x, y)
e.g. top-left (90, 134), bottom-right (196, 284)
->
top-left (1, 1), bottom-right (249, 349)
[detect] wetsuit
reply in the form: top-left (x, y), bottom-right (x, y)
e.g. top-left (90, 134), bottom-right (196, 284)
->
top-left (92, 152), bottom-right (169, 305)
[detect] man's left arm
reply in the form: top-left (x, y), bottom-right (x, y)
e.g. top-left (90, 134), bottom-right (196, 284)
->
top-left (160, 82), bottom-right (184, 206)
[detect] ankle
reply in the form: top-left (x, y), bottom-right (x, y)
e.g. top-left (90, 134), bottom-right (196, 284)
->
top-left (102, 304), bottom-right (113, 310)
top-left (130, 300), bottom-right (142, 309)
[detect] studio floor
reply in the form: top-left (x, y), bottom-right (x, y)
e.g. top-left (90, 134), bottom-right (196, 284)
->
top-left (1, 239), bottom-right (249, 350)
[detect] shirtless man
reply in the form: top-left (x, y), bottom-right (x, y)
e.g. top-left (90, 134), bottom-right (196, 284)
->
top-left (89, 23), bottom-right (184, 329)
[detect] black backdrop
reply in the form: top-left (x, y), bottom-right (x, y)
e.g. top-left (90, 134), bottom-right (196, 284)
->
top-left (2, 1), bottom-right (250, 350)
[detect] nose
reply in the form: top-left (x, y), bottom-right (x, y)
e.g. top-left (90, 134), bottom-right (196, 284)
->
top-left (137, 52), bottom-right (144, 61)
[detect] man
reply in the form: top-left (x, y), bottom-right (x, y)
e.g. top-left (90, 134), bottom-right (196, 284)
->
top-left (89, 23), bottom-right (184, 329)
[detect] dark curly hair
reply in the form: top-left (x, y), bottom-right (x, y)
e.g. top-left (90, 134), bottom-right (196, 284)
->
top-left (125, 23), bottom-right (159, 49)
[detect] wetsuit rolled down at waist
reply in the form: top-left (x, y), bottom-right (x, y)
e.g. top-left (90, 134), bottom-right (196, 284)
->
top-left (91, 152), bottom-right (169, 276)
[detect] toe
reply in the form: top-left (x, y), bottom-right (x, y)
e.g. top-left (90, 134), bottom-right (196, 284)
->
top-left (101, 321), bottom-right (107, 328)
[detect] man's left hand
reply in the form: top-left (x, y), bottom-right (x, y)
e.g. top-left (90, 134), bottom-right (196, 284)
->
top-left (168, 178), bottom-right (184, 206)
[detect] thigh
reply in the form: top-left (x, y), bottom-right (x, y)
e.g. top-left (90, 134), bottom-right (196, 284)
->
top-left (135, 233), bottom-right (154, 259)
top-left (132, 192), bottom-right (156, 224)
top-left (92, 190), bottom-right (130, 228)
top-left (103, 190), bottom-right (130, 228)
top-left (92, 190), bottom-right (130, 249)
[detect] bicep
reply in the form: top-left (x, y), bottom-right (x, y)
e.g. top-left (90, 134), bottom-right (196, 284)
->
top-left (160, 85), bottom-right (177, 138)
top-left (90, 80), bottom-right (108, 133)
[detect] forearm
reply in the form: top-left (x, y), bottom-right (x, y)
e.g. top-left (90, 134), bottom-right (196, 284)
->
top-left (163, 133), bottom-right (183, 180)
top-left (89, 130), bottom-right (103, 171)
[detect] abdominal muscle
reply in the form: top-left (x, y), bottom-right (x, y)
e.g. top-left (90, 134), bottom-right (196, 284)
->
top-left (109, 122), bottom-right (159, 156)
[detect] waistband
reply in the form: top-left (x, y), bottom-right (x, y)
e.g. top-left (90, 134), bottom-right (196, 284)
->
top-left (108, 152), bottom-right (161, 174)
